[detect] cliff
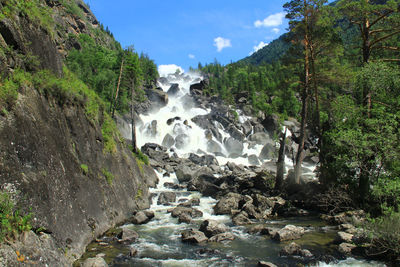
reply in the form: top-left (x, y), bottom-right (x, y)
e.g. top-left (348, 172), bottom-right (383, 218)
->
top-left (0, 0), bottom-right (157, 265)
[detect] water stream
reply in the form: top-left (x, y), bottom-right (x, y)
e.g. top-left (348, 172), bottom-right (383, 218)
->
top-left (82, 70), bottom-right (385, 267)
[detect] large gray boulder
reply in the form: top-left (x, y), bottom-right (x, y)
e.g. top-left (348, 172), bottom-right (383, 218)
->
top-left (157, 192), bottom-right (177, 205)
top-left (248, 132), bottom-right (273, 146)
top-left (181, 229), bottom-right (208, 243)
top-left (213, 193), bottom-right (243, 215)
top-left (167, 83), bottom-right (181, 96)
top-left (199, 220), bottom-right (229, 238)
top-left (273, 225), bottom-right (305, 242)
top-left (224, 137), bottom-right (244, 156)
top-left (82, 257), bottom-right (108, 267)
top-left (207, 140), bottom-right (222, 154)
top-left (259, 143), bottom-right (276, 160)
top-left (175, 134), bottom-right (189, 149)
top-left (171, 206), bottom-right (203, 219)
top-left (280, 242), bottom-right (313, 258)
top-left (118, 227), bottom-right (139, 243)
top-left (162, 133), bottom-right (175, 148)
top-left (208, 232), bottom-right (235, 242)
top-left (131, 211), bottom-right (154, 225)
top-left (145, 88), bottom-right (169, 109)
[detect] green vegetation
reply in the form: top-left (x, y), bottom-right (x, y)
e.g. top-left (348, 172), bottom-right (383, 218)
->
top-left (80, 164), bottom-right (89, 175)
top-left (0, 191), bottom-right (32, 242)
top-left (101, 168), bottom-right (114, 186)
top-left (133, 148), bottom-right (149, 166)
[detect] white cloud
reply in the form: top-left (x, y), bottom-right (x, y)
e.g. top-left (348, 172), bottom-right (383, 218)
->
top-left (272, 28), bottom-right (280, 34)
top-left (251, 41), bottom-right (269, 55)
top-left (254, 12), bottom-right (286, 28)
top-left (213, 37), bottom-right (232, 52)
top-left (188, 54), bottom-right (195, 59)
top-left (158, 64), bottom-right (184, 77)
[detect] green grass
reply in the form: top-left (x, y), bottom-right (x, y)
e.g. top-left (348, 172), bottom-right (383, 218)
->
top-left (80, 164), bottom-right (89, 175)
top-left (102, 113), bottom-right (118, 154)
top-left (0, 191), bottom-right (32, 242)
top-left (101, 168), bottom-right (114, 186)
top-left (0, 69), bottom-right (33, 111)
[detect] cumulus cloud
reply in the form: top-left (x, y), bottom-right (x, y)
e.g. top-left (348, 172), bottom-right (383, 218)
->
top-left (188, 54), bottom-right (195, 59)
top-left (254, 12), bottom-right (286, 28)
top-left (158, 64), bottom-right (184, 77)
top-left (252, 41), bottom-right (268, 54)
top-left (272, 28), bottom-right (280, 34)
top-left (214, 37), bottom-right (232, 52)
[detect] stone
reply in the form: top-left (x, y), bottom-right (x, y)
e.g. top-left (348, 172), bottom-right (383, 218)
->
top-left (248, 154), bottom-right (260, 165)
top-left (248, 132), bottom-right (273, 146)
top-left (208, 232), bottom-right (235, 242)
top-left (167, 83), bottom-right (181, 96)
top-left (129, 247), bottom-right (138, 257)
top-left (188, 153), bottom-right (219, 166)
top-left (258, 261), bottom-right (277, 267)
top-left (207, 140), bottom-right (222, 154)
top-left (214, 193), bottom-right (243, 215)
top-left (224, 137), bottom-right (244, 156)
top-left (335, 231), bottom-right (354, 244)
top-left (145, 88), bottom-right (169, 109)
top-left (82, 257), bottom-right (108, 267)
top-left (280, 242), bottom-right (313, 258)
top-left (338, 242), bottom-right (356, 255)
top-left (157, 192), bottom-right (177, 205)
top-left (171, 206), bottom-right (203, 219)
top-left (119, 228), bottom-right (139, 243)
top-left (178, 213), bottom-right (193, 224)
top-left (259, 143), bottom-right (276, 160)
top-left (241, 120), bottom-right (253, 136)
top-left (232, 211), bottom-right (253, 226)
top-left (131, 211), bottom-right (152, 225)
top-left (226, 124), bottom-right (245, 141)
top-left (181, 229), bottom-right (208, 243)
top-left (261, 114), bottom-right (280, 135)
top-left (199, 220), bottom-right (229, 238)
top-left (273, 225), bottom-right (305, 242)
top-left (162, 133), bottom-right (175, 148)
top-left (175, 165), bottom-right (195, 183)
top-left (175, 134), bottom-right (189, 149)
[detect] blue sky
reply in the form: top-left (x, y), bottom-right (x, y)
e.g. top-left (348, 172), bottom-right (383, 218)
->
top-left (85, 0), bottom-right (289, 73)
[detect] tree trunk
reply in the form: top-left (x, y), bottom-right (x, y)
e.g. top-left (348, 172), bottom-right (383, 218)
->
top-left (111, 58), bottom-right (124, 118)
top-left (276, 128), bottom-right (287, 190)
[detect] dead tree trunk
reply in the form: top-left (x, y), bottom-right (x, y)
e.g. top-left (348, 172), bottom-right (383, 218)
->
top-left (276, 128), bottom-right (287, 190)
top-left (111, 58), bottom-right (124, 118)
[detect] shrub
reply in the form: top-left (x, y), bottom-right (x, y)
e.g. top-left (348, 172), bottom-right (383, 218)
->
top-left (0, 191), bottom-right (32, 242)
top-left (80, 164), bottom-right (89, 175)
top-left (101, 168), bottom-right (114, 185)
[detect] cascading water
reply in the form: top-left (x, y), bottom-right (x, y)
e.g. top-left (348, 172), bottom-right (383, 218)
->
top-left (109, 70), bottom-right (384, 267)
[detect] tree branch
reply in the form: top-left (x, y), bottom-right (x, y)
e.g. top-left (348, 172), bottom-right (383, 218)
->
top-left (370, 29), bottom-right (400, 47)
top-left (369, 10), bottom-right (394, 29)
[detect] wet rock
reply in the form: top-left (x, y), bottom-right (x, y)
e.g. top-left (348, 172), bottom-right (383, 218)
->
top-left (273, 225), bottom-right (305, 242)
top-left (248, 132), bottom-right (273, 146)
top-left (171, 206), bottom-right (203, 219)
top-left (157, 192), bottom-right (177, 205)
top-left (166, 116), bottom-right (181, 125)
top-left (242, 202), bottom-right (262, 219)
top-left (207, 140), bottom-right (222, 154)
top-left (188, 175), bottom-right (221, 197)
top-left (82, 257), bottom-right (108, 267)
top-left (162, 133), bottom-right (175, 148)
top-left (205, 129), bottom-right (213, 140)
top-left (208, 232), bottom-right (235, 243)
top-left (232, 211), bottom-right (253, 225)
top-left (189, 153), bottom-right (219, 166)
top-left (258, 261), bottom-right (277, 267)
top-left (224, 137), bottom-right (244, 156)
top-left (175, 134), bottom-right (189, 149)
top-left (178, 198), bottom-right (200, 207)
top-left (338, 242), bottom-right (356, 255)
top-left (129, 247), bottom-right (138, 257)
top-left (214, 193), bottom-right (243, 215)
top-left (280, 242), bottom-right (313, 258)
top-left (199, 220), bottom-right (229, 238)
top-left (167, 83), bottom-right (181, 96)
top-left (145, 88), bottom-right (169, 110)
top-left (248, 154), bottom-right (260, 165)
top-left (322, 210), bottom-right (366, 225)
top-left (175, 165), bottom-right (195, 183)
top-left (181, 229), bottom-right (208, 243)
top-left (131, 211), bottom-right (153, 225)
top-left (118, 228), bottom-right (139, 243)
top-left (259, 143), bottom-right (276, 160)
top-left (335, 231), bottom-right (354, 244)
top-left (227, 124), bottom-right (245, 141)
top-left (242, 120), bottom-right (253, 136)
top-left (190, 80), bottom-right (207, 94)
top-left (261, 114), bottom-right (280, 136)
top-left (178, 213), bottom-right (193, 224)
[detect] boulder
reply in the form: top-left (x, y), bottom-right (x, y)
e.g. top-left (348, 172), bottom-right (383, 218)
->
top-left (242, 203), bottom-right (262, 219)
top-left (189, 153), bottom-right (219, 166)
top-left (162, 133), bottom-right (175, 148)
top-left (259, 143), bottom-right (276, 160)
top-left (258, 261), bottom-right (277, 267)
top-left (82, 257), bottom-right (108, 267)
top-left (175, 134), bottom-right (189, 149)
top-left (232, 211), bottom-right (253, 225)
top-left (188, 174), bottom-right (221, 197)
top-left (131, 211), bottom-right (153, 225)
top-left (248, 154), bottom-right (260, 165)
top-left (166, 116), bottom-right (181, 125)
top-left (207, 140), bottom-right (222, 154)
top-left (199, 220), bottom-right (229, 238)
top-left (181, 229), bottom-right (208, 243)
top-left (178, 213), bottom-right (193, 224)
top-left (261, 114), bottom-right (280, 135)
top-left (178, 198), bottom-right (200, 207)
top-left (214, 193), bottom-right (243, 215)
top-left (167, 83), bottom-right (181, 96)
top-left (335, 231), bottom-right (354, 244)
top-left (273, 225), bottom-right (305, 242)
top-left (248, 132), bottom-right (273, 146)
top-left (224, 137), bottom-right (244, 156)
top-left (118, 228), bottom-right (139, 243)
top-left (175, 165), bottom-right (195, 183)
top-left (242, 120), bottom-right (253, 136)
top-left (145, 88), bottom-right (168, 109)
top-left (338, 242), bottom-right (356, 255)
top-left (129, 247), bottom-right (138, 257)
top-left (208, 232), bottom-right (235, 243)
top-left (171, 206), bottom-right (203, 219)
top-left (227, 124), bottom-right (245, 141)
top-left (157, 192), bottom-right (177, 205)
top-left (280, 242), bottom-right (313, 258)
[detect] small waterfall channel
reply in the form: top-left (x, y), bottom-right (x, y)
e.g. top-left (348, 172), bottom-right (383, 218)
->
top-left (77, 71), bottom-right (385, 267)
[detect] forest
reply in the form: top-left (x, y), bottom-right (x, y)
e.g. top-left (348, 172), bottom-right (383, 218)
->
top-left (199, 0), bottom-right (400, 260)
